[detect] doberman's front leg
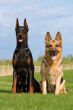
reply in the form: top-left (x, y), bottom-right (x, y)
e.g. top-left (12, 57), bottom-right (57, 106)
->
top-left (29, 68), bottom-right (34, 93)
top-left (12, 70), bottom-right (17, 93)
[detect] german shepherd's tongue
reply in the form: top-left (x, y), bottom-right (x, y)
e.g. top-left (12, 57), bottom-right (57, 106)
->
top-left (52, 56), bottom-right (57, 61)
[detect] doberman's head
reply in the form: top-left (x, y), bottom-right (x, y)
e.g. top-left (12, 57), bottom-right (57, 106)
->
top-left (15, 18), bottom-right (29, 48)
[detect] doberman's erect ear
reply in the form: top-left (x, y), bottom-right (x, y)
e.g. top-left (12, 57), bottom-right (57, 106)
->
top-left (55, 32), bottom-right (62, 41)
top-left (45, 32), bottom-right (52, 41)
top-left (16, 18), bottom-right (19, 29)
top-left (24, 18), bottom-right (29, 32)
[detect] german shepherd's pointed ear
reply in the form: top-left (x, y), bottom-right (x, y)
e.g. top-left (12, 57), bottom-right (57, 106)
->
top-left (55, 32), bottom-right (62, 41)
top-left (24, 18), bottom-right (29, 32)
top-left (45, 32), bottom-right (52, 41)
top-left (16, 18), bottom-right (19, 29)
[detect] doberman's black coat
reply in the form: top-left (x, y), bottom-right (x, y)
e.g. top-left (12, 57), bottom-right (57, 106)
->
top-left (12, 18), bottom-right (40, 93)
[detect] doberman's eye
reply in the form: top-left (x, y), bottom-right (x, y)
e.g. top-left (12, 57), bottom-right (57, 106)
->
top-left (22, 29), bottom-right (25, 32)
top-left (16, 29), bottom-right (20, 35)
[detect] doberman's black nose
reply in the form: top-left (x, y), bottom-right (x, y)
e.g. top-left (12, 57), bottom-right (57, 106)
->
top-left (18, 34), bottom-right (23, 39)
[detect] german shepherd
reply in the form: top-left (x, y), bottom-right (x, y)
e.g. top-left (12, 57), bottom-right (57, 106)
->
top-left (40, 32), bottom-right (67, 95)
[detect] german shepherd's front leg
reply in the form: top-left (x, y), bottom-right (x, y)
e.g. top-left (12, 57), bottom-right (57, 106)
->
top-left (59, 80), bottom-right (67, 94)
top-left (42, 80), bottom-right (47, 95)
top-left (12, 70), bottom-right (17, 93)
top-left (55, 76), bottom-right (61, 95)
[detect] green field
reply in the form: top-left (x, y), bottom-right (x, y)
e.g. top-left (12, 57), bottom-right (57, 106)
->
top-left (0, 70), bottom-right (73, 110)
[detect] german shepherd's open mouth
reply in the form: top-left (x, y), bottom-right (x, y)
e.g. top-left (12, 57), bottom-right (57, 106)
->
top-left (49, 50), bottom-right (58, 60)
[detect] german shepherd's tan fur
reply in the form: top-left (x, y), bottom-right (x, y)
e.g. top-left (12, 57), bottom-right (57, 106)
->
top-left (40, 32), bottom-right (67, 95)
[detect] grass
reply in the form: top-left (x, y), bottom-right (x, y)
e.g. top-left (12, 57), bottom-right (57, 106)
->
top-left (0, 70), bottom-right (73, 110)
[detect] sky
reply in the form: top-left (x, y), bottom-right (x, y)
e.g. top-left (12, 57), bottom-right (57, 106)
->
top-left (0, 0), bottom-right (73, 60)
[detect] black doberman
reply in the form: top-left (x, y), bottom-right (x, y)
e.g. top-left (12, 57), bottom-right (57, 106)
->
top-left (12, 18), bottom-right (40, 93)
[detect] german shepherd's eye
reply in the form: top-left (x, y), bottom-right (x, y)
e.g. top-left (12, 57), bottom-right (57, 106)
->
top-left (55, 44), bottom-right (59, 47)
top-left (48, 45), bottom-right (52, 48)
top-left (46, 45), bottom-right (52, 48)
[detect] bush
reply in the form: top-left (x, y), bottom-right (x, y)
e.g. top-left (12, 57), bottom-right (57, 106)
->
top-left (0, 60), bottom-right (12, 65)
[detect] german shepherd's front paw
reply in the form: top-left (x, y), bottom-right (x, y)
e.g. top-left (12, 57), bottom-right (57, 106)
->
top-left (55, 91), bottom-right (59, 95)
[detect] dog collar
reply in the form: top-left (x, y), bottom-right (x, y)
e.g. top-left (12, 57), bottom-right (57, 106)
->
top-left (16, 47), bottom-right (29, 51)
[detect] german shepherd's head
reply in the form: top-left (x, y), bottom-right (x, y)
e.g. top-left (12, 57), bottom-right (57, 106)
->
top-left (45, 32), bottom-right (62, 61)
